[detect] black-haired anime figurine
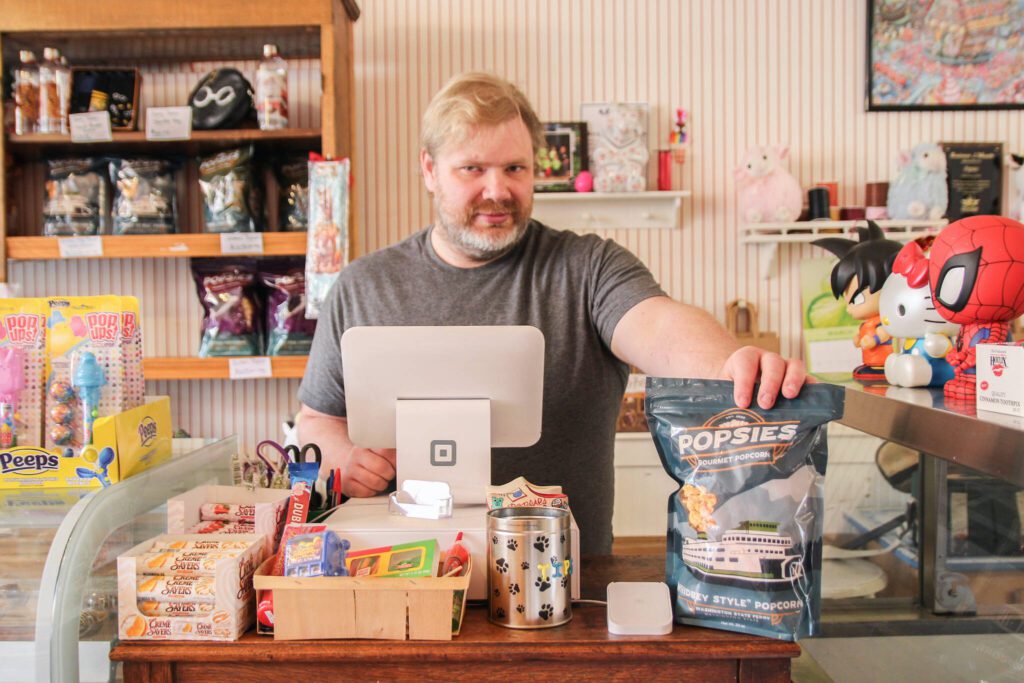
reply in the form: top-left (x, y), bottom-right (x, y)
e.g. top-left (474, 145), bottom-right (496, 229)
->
top-left (813, 221), bottom-right (903, 380)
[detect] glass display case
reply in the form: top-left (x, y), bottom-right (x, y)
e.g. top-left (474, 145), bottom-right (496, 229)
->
top-left (0, 437), bottom-right (236, 683)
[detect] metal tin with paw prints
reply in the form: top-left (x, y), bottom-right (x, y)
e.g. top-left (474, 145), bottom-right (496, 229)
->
top-left (487, 506), bottom-right (572, 629)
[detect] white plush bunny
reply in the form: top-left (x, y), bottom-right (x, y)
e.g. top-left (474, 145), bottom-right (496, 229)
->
top-left (879, 241), bottom-right (958, 387)
top-left (1009, 153), bottom-right (1024, 221)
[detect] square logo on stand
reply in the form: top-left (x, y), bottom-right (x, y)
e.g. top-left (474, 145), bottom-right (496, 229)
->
top-left (430, 440), bottom-right (456, 466)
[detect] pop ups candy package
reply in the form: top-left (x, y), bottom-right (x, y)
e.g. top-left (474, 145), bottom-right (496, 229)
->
top-left (260, 258), bottom-right (316, 356)
top-left (0, 299), bottom-right (47, 448)
top-left (646, 378), bottom-right (844, 641)
top-left (44, 158), bottom-right (109, 236)
top-left (110, 158), bottom-right (178, 234)
top-left (192, 260), bottom-right (262, 357)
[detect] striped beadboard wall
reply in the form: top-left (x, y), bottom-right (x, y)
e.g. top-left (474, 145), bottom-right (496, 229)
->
top-left (7, 0), bottom-right (1024, 456)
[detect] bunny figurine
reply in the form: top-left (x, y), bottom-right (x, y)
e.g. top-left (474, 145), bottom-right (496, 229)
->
top-left (886, 142), bottom-right (948, 221)
top-left (734, 145), bottom-right (802, 223)
top-left (1009, 153), bottom-right (1024, 221)
top-left (879, 240), bottom-right (958, 387)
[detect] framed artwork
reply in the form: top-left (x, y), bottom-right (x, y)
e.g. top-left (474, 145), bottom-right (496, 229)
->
top-left (535, 122), bottom-right (587, 192)
top-left (866, 0), bottom-right (1024, 111)
top-left (580, 102), bottom-right (650, 192)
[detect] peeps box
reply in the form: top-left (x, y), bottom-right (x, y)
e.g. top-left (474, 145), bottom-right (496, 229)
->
top-left (0, 396), bottom-right (172, 489)
top-left (977, 344), bottom-right (1024, 418)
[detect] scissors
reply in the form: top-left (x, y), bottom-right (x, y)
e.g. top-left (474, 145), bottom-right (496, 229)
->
top-left (286, 443), bottom-right (322, 466)
top-left (254, 439), bottom-right (301, 489)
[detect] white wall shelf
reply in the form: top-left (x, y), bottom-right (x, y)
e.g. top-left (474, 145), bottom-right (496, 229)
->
top-left (742, 219), bottom-right (948, 277)
top-left (532, 190), bottom-right (691, 231)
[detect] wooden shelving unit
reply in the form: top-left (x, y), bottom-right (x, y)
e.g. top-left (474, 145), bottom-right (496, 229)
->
top-left (143, 356), bottom-right (308, 380)
top-left (7, 232), bottom-right (307, 260)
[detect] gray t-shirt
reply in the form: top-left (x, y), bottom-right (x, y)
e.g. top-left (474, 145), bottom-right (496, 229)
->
top-left (298, 221), bottom-right (665, 554)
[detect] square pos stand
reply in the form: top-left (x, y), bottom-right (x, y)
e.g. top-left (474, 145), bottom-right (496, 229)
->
top-left (327, 399), bottom-right (580, 601)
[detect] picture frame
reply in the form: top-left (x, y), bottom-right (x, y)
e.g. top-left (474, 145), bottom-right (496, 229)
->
top-left (535, 122), bottom-right (587, 192)
top-left (866, 1), bottom-right (1024, 111)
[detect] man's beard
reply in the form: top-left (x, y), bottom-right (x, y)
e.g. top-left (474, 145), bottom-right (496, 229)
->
top-left (434, 196), bottom-right (532, 262)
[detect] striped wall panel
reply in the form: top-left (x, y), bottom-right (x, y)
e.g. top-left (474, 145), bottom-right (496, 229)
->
top-left (7, 0), bottom-right (1024, 456)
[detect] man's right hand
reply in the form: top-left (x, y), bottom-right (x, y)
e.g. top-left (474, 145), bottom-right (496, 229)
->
top-left (339, 447), bottom-right (397, 497)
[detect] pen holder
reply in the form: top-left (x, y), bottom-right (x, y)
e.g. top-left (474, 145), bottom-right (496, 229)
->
top-left (487, 507), bottom-right (572, 629)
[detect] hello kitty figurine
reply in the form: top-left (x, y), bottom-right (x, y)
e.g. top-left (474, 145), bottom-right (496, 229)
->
top-left (1009, 153), bottom-right (1024, 221)
top-left (887, 143), bottom-right (948, 221)
top-left (733, 145), bottom-right (802, 223)
top-left (878, 240), bottom-right (958, 387)
top-left (589, 104), bottom-right (649, 193)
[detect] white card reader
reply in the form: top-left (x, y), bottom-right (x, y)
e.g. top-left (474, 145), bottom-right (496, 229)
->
top-left (606, 581), bottom-right (673, 635)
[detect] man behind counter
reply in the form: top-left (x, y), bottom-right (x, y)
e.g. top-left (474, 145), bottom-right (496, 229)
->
top-left (297, 72), bottom-right (807, 554)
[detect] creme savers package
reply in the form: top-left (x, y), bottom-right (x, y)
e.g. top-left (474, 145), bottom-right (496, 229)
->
top-left (645, 378), bottom-right (844, 641)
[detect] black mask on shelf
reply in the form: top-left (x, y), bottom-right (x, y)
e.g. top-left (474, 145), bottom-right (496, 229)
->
top-left (188, 68), bottom-right (255, 130)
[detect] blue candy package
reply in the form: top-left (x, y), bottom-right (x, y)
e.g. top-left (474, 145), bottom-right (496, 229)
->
top-left (645, 378), bottom-right (844, 641)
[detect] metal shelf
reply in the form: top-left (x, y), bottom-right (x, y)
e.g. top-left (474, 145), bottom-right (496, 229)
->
top-left (836, 383), bottom-right (1024, 488)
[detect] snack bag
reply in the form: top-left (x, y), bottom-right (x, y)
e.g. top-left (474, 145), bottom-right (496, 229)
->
top-left (275, 156), bottom-right (308, 231)
top-left (109, 158), bottom-right (178, 234)
top-left (198, 145), bottom-right (261, 233)
top-left (305, 156), bottom-right (350, 319)
top-left (192, 260), bottom-right (262, 357)
top-left (646, 378), bottom-right (843, 641)
top-left (260, 257), bottom-right (316, 356)
top-left (43, 158), bottom-right (108, 236)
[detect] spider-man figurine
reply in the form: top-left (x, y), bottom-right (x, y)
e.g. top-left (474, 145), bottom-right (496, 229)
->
top-left (929, 215), bottom-right (1024, 406)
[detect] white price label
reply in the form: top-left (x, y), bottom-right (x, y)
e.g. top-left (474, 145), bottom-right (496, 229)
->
top-left (145, 106), bottom-right (193, 141)
top-left (228, 357), bottom-right (273, 380)
top-left (69, 111), bottom-right (113, 142)
top-left (57, 236), bottom-right (104, 258)
top-left (220, 232), bottom-right (265, 254)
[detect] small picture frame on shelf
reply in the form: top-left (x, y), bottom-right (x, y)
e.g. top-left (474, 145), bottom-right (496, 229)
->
top-left (70, 68), bottom-right (141, 131)
top-left (535, 122), bottom-right (587, 192)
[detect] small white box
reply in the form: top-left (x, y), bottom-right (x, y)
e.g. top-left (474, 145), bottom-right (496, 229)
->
top-left (167, 485), bottom-right (290, 553)
top-left (977, 344), bottom-right (1024, 417)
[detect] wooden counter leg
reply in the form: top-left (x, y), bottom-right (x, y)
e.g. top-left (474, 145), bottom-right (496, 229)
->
top-left (123, 660), bottom-right (175, 683)
top-left (739, 657), bottom-right (791, 683)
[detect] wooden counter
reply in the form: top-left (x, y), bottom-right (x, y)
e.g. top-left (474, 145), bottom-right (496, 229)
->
top-left (111, 555), bottom-right (800, 682)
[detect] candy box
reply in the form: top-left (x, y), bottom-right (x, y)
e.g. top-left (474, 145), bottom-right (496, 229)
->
top-left (0, 396), bottom-right (172, 489)
top-left (117, 533), bottom-right (266, 641)
top-left (253, 553), bottom-right (471, 641)
top-left (167, 484), bottom-right (290, 554)
top-left (345, 539), bottom-right (438, 578)
top-left (284, 530), bottom-right (350, 577)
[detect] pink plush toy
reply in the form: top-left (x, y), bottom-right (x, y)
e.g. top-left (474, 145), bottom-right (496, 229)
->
top-left (734, 145), bottom-right (803, 223)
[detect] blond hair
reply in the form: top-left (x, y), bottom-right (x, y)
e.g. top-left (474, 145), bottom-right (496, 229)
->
top-left (421, 72), bottom-right (544, 157)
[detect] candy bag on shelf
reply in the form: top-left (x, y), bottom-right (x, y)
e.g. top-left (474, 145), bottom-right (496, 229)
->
top-left (192, 260), bottom-right (262, 357)
top-left (109, 158), bottom-right (178, 234)
top-left (260, 257), bottom-right (316, 356)
top-left (305, 156), bottom-right (350, 319)
top-left (43, 158), bottom-right (108, 236)
top-left (198, 145), bottom-right (262, 233)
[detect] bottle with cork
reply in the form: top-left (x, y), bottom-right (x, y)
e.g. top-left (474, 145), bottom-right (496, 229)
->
top-left (256, 43), bottom-right (289, 130)
top-left (13, 50), bottom-right (40, 135)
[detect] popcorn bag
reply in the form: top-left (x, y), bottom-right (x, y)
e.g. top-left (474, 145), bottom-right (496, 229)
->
top-left (646, 378), bottom-right (844, 641)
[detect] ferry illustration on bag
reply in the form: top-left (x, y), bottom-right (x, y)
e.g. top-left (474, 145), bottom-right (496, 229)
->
top-left (682, 520), bottom-right (804, 591)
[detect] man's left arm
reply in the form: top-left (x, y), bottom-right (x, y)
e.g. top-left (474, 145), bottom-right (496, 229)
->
top-left (609, 295), bottom-right (807, 409)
